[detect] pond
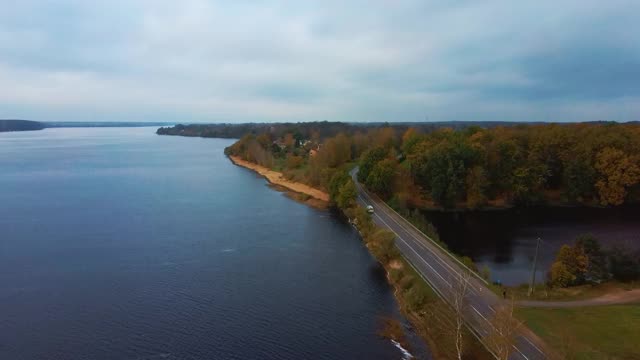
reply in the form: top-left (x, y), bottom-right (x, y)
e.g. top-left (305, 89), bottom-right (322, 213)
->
top-left (423, 206), bottom-right (640, 285)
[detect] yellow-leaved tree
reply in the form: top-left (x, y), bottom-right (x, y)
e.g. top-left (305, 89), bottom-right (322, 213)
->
top-left (594, 147), bottom-right (640, 205)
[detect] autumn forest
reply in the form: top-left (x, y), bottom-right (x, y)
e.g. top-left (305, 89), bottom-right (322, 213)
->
top-left (219, 122), bottom-right (640, 210)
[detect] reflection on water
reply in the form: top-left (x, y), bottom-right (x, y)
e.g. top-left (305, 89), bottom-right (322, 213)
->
top-left (423, 206), bottom-right (640, 285)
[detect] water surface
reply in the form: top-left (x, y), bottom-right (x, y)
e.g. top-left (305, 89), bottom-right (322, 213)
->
top-left (0, 128), bottom-right (420, 359)
top-left (424, 206), bottom-right (640, 285)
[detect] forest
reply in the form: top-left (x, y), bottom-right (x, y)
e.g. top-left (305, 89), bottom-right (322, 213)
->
top-left (157, 120), bottom-right (528, 140)
top-left (222, 122), bottom-right (640, 209)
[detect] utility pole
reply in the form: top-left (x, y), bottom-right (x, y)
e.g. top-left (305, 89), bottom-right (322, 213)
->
top-left (528, 237), bottom-right (541, 297)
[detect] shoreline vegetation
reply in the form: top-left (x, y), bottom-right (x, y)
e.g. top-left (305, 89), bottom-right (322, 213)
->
top-left (228, 155), bottom-right (330, 208)
top-left (159, 121), bottom-right (640, 358)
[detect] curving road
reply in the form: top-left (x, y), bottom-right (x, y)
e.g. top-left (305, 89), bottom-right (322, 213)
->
top-left (351, 168), bottom-right (549, 360)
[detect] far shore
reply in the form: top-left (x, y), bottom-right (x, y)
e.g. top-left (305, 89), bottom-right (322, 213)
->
top-left (228, 155), bottom-right (330, 204)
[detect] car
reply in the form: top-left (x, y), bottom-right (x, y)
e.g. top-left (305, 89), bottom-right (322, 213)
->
top-left (366, 205), bottom-right (374, 214)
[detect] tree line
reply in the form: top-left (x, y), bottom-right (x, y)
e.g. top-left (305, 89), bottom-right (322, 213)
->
top-left (224, 122), bottom-right (640, 209)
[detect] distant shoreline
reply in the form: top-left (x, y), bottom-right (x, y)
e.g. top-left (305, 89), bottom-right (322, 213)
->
top-left (228, 155), bottom-right (330, 206)
top-left (0, 119), bottom-right (175, 133)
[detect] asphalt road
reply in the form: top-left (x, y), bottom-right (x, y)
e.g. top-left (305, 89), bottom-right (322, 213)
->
top-left (351, 169), bottom-right (548, 360)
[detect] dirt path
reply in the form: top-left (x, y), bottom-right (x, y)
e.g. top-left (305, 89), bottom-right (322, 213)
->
top-left (229, 156), bottom-right (330, 202)
top-left (518, 288), bottom-right (640, 308)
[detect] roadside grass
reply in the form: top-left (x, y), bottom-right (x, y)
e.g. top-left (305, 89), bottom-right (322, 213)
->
top-left (517, 305), bottom-right (640, 359)
top-left (507, 281), bottom-right (640, 301)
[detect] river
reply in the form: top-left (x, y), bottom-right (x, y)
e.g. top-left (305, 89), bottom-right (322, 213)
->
top-left (0, 128), bottom-right (427, 360)
top-left (424, 206), bottom-right (640, 286)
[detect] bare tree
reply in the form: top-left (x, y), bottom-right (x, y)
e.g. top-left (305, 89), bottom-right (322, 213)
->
top-left (485, 298), bottom-right (522, 360)
top-left (451, 271), bottom-right (471, 360)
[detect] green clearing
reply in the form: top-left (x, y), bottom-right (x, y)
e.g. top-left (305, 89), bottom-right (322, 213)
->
top-left (517, 305), bottom-right (640, 359)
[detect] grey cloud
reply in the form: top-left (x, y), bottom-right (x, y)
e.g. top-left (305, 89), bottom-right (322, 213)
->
top-left (0, 0), bottom-right (638, 122)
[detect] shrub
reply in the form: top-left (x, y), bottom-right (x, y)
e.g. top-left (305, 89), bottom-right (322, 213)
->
top-left (398, 274), bottom-right (415, 290)
top-left (405, 285), bottom-right (429, 310)
top-left (609, 246), bottom-right (640, 282)
top-left (480, 265), bottom-right (491, 281)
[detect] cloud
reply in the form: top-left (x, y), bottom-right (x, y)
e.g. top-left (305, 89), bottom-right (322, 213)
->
top-left (0, 0), bottom-right (638, 122)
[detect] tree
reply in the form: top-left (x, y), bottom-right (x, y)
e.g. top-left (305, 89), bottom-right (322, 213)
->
top-left (328, 171), bottom-right (350, 202)
top-left (451, 271), bottom-right (471, 360)
top-left (563, 158), bottom-right (595, 202)
top-left (594, 147), bottom-right (640, 205)
top-left (401, 127), bottom-right (421, 155)
top-left (358, 147), bottom-right (387, 182)
top-left (246, 139), bottom-right (273, 168)
top-left (511, 163), bottom-right (548, 204)
top-left (609, 246), bottom-right (640, 282)
top-left (549, 244), bottom-right (588, 287)
top-left (414, 138), bottom-right (476, 207)
top-left (366, 158), bottom-right (396, 197)
top-left (286, 154), bottom-right (304, 169)
top-left (336, 179), bottom-right (357, 209)
top-left (256, 133), bottom-right (272, 149)
top-left (321, 133), bottom-right (352, 168)
top-left (549, 261), bottom-right (574, 288)
top-left (575, 234), bottom-right (608, 282)
top-left (485, 299), bottom-right (522, 360)
top-left (466, 165), bottom-right (489, 209)
top-left (283, 133), bottom-right (296, 149)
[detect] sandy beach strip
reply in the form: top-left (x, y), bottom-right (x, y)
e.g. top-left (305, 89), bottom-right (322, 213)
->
top-left (229, 156), bottom-right (330, 202)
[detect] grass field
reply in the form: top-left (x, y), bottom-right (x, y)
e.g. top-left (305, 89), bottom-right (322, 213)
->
top-left (517, 305), bottom-right (640, 359)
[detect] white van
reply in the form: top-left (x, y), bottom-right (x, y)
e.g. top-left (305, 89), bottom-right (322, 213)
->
top-left (366, 205), bottom-right (374, 214)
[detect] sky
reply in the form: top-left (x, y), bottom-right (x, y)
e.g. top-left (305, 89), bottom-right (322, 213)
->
top-left (0, 0), bottom-right (639, 123)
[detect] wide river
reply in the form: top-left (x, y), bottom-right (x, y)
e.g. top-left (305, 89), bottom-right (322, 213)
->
top-left (0, 128), bottom-right (427, 360)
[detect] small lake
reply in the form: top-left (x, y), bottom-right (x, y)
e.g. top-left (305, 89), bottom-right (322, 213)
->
top-left (0, 128), bottom-right (427, 360)
top-left (424, 206), bottom-right (640, 286)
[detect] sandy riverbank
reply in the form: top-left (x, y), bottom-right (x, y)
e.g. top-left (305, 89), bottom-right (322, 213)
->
top-left (229, 156), bottom-right (330, 203)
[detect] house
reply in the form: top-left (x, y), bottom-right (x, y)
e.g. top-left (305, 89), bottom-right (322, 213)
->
top-left (272, 139), bottom-right (287, 150)
top-left (309, 144), bottom-right (321, 157)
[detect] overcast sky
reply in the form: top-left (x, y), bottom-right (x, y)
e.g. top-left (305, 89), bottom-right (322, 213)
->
top-left (1, 1), bottom-right (639, 123)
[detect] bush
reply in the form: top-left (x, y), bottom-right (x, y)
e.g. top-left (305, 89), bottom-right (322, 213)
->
top-left (368, 229), bottom-right (399, 263)
top-left (480, 265), bottom-right (491, 281)
top-left (405, 286), bottom-right (429, 310)
top-left (461, 256), bottom-right (478, 273)
top-left (354, 206), bottom-right (374, 237)
top-left (609, 246), bottom-right (640, 282)
top-left (388, 268), bottom-right (403, 283)
top-left (398, 274), bottom-right (415, 290)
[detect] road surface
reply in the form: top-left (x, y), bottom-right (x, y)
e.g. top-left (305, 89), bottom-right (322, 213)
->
top-left (351, 168), bottom-right (548, 360)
